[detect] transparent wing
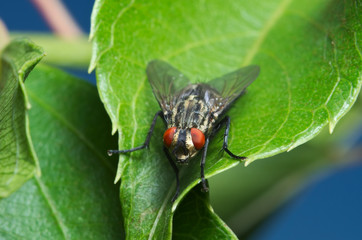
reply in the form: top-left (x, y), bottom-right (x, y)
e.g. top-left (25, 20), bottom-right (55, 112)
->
top-left (206, 65), bottom-right (260, 109)
top-left (146, 60), bottom-right (191, 111)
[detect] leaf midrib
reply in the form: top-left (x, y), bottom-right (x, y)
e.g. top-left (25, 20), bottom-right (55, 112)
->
top-left (26, 90), bottom-right (115, 173)
top-left (34, 176), bottom-right (69, 239)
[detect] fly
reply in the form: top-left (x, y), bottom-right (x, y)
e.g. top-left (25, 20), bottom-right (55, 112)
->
top-left (108, 60), bottom-right (260, 202)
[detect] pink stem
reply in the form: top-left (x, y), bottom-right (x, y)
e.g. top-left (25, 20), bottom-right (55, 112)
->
top-left (0, 19), bottom-right (10, 50)
top-left (31, 0), bottom-right (83, 39)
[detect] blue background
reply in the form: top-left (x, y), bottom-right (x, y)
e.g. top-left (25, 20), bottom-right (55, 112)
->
top-left (1, 1), bottom-right (361, 239)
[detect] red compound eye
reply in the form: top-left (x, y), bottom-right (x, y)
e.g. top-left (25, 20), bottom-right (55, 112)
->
top-left (191, 128), bottom-right (205, 150)
top-left (163, 127), bottom-right (176, 147)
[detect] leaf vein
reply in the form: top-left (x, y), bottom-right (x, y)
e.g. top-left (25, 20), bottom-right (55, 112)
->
top-left (34, 176), bottom-right (69, 239)
top-left (355, 32), bottom-right (362, 59)
top-left (148, 188), bottom-right (173, 239)
top-left (247, 54), bottom-right (292, 159)
top-left (125, 75), bottom-right (147, 234)
top-left (242, 0), bottom-right (293, 65)
top-left (94, 0), bottom-right (136, 67)
top-left (8, 90), bottom-right (20, 184)
top-left (27, 90), bottom-right (115, 173)
top-left (162, 31), bottom-right (257, 61)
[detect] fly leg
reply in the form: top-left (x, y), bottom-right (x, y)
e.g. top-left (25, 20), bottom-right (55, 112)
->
top-left (216, 116), bottom-right (246, 160)
top-left (200, 137), bottom-right (210, 192)
top-left (107, 111), bottom-right (163, 156)
top-left (163, 146), bottom-right (180, 202)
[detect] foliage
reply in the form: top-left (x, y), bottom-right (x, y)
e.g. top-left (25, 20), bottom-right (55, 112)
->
top-left (0, 0), bottom-right (360, 239)
top-left (90, 0), bottom-right (361, 238)
top-left (0, 39), bottom-right (43, 197)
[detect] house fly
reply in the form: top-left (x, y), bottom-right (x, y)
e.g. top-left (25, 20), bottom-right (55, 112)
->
top-left (108, 60), bottom-right (260, 202)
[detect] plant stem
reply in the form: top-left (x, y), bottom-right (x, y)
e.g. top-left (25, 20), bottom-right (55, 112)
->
top-left (11, 33), bottom-right (91, 68)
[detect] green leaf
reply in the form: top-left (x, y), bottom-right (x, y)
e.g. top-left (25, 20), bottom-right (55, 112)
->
top-left (0, 65), bottom-right (123, 239)
top-left (0, 38), bottom-right (44, 198)
top-left (173, 183), bottom-right (237, 240)
top-left (90, 0), bottom-right (361, 238)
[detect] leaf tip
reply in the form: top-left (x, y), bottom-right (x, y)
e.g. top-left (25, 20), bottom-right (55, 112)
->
top-left (114, 156), bottom-right (127, 184)
top-left (114, 174), bottom-right (121, 184)
top-left (287, 142), bottom-right (298, 152)
top-left (89, 29), bottom-right (94, 42)
top-left (172, 202), bottom-right (178, 212)
top-left (111, 125), bottom-right (118, 135)
top-left (88, 60), bottom-right (96, 74)
top-left (328, 119), bottom-right (337, 134)
top-left (88, 35), bottom-right (99, 73)
top-left (244, 157), bottom-right (255, 166)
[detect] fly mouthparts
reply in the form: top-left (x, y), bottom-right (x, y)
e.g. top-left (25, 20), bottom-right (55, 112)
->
top-left (176, 159), bottom-right (189, 165)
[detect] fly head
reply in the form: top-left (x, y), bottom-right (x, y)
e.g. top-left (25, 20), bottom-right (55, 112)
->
top-left (163, 127), bottom-right (205, 163)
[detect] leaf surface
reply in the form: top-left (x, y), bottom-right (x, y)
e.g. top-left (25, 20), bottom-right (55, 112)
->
top-left (90, 0), bottom-right (361, 238)
top-left (0, 65), bottom-right (123, 239)
top-left (0, 39), bottom-right (43, 197)
top-left (173, 184), bottom-right (237, 240)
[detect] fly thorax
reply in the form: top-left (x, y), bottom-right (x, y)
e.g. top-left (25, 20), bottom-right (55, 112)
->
top-left (172, 94), bottom-right (209, 130)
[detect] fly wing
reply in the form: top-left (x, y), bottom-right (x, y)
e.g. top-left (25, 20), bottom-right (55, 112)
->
top-left (206, 65), bottom-right (260, 113)
top-left (146, 60), bottom-right (191, 111)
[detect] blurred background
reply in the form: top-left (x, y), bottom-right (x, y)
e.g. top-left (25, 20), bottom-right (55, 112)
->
top-left (1, 1), bottom-right (361, 239)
